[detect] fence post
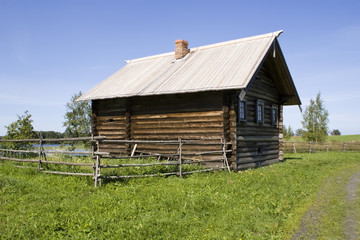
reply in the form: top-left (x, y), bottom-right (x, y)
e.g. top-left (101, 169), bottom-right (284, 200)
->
top-left (308, 142), bottom-right (312, 154)
top-left (94, 139), bottom-right (102, 187)
top-left (222, 139), bottom-right (231, 172)
top-left (326, 143), bottom-right (328, 152)
top-left (343, 142), bottom-right (346, 152)
top-left (178, 139), bottom-right (182, 178)
top-left (292, 142), bottom-right (296, 153)
top-left (38, 138), bottom-right (43, 170)
top-left (94, 155), bottom-right (100, 187)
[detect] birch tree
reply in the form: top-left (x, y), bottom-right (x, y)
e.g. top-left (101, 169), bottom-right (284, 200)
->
top-left (301, 92), bottom-right (329, 142)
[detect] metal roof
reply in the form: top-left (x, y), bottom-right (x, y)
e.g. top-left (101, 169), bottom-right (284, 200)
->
top-left (78, 31), bottom-right (287, 101)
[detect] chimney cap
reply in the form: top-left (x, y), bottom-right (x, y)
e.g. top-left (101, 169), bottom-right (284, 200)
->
top-left (175, 39), bottom-right (189, 45)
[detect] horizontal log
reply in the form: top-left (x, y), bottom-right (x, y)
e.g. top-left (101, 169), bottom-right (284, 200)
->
top-left (182, 159), bottom-right (224, 164)
top-left (96, 110), bottom-right (126, 116)
top-left (100, 161), bottom-right (179, 168)
top-left (42, 171), bottom-right (93, 176)
top-left (101, 153), bottom-right (178, 159)
top-left (237, 153), bottom-right (279, 164)
top-left (133, 145), bottom-right (221, 152)
top-left (131, 111), bottom-right (223, 119)
top-left (131, 128), bottom-right (224, 134)
top-left (0, 156), bottom-right (39, 163)
top-left (0, 148), bottom-right (39, 154)
top-left (43, 136), bottom-right (105, 142)
top-left (96, 116), bottom-right (126, 121)
top-left (237, 126), bottom-right (279, 133)
top-left (97, 131), bottom-right (126, 136)
top-left (237, 149), bottom-right (278, 157)
top-left (237, 145), bottom-right (278, 152)
top-left (96, 125), bottom-right (126, 130)
top-left (132, 122), bottom-right (224, 129)
top-left (237, 136), bottom-right (279, 142)
top-left (43, 150), bottom-right (109, 155)
top-left (98, 144), bottom-right (127, 149)
top-left (132, 116), bottom-right (224, 124)
top-left (183, 150), bottom-right (232, 156)
top-left (102, 139), bottom-right (180, 144)
top-left (131, 134), bottom-right (224, 140)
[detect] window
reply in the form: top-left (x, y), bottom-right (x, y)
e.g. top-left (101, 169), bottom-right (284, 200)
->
top-left (238, 101), bottom-right (247, 122)
top-left (271, 105), bottom-right (278, 126)
top-left (256, 100), bottom-right (264, 125)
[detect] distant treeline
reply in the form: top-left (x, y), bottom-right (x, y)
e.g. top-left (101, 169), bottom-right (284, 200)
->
top-left (36, 131), bottom-right (65, 139)
top-left (1, 131), bottom-right (83, 141)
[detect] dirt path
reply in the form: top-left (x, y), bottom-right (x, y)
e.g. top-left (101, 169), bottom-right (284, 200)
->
top-left (344, 171), bottom-right (360, 240)
top-left (291, 170), bottom-right (360, 240)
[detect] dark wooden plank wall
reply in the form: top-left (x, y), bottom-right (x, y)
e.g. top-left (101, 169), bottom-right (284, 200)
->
top-left (236, 65), bottom-right (281, 170)
top-left (92, 92), bottom-right (229, 166)
top-left (92, 98), bottom-right (127, 155)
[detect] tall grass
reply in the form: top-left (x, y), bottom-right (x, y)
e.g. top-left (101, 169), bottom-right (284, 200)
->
top-left (1, 152), bottom-right (360, 239)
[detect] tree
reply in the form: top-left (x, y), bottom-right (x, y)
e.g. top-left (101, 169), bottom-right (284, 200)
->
top-left (63, 92), bottom-right (91, 138)
top-left (331, 129), bottom-right (341, 136)
top-left (301, 92), bottom-right (329, 142)
top-left (283, 125), bottom-right (294, 141)
top-left (3, 111), bottom-right (37, 151)
top-left (295, 128), bottom-right (303, 136)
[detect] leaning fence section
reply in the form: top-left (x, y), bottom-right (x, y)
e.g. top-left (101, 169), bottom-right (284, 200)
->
top-left (283, 141), bottom-right (360, 153)
top-left (0, 137), bottom-right (231, 187)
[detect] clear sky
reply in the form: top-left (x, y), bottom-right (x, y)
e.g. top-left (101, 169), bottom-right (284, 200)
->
top-left (1, 0), bottom-right (360, 136)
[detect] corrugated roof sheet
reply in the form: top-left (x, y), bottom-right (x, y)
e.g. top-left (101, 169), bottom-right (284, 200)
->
top-left (78, 31), bottom-right (284, 101)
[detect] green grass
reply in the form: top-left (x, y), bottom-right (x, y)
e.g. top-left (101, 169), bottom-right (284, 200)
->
top-left (1, 152), bottom-right (360, 239)
top-left (327, 134), bottom-right (360, 142)
top-left (289, 134), bottom-right (360, 143)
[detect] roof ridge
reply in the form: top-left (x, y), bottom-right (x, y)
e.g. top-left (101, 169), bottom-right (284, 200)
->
top-left (125, 30), bottom-right (283, 64)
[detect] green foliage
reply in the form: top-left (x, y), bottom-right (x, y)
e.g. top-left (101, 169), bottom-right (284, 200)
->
top-left (36, 131), bottom-right (64, 139)
top-left (283, 125), bottom-right (294, 141)
top-left (2, 111), bottom-right (37, 151)
top-left (1, 152), bottom-right (360, 239)
top-left (63, 92), bottom-right (91, 138)
top-left (301, 92), bottom-right (329, 142)
top-left (295, 128), bottom-right (303, 136)
top-left (330, 129), bottom-right (341, 136)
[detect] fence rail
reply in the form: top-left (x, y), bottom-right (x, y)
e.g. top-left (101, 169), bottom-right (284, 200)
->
top-left (0, 137), bottom-right (230, 187)
top-left (283, 141), bottom-right (360, 153)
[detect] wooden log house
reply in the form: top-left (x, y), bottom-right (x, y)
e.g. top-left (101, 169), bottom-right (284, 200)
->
top-left (78, 31), bottom-right (301, 170)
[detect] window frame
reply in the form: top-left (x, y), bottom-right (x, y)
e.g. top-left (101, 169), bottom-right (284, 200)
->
top-left (271, 105), bottom-right (278, 127)
top-left (256, 99), bottom-right (264, 125)
top-left (238, 100), bottom-right (247, 122)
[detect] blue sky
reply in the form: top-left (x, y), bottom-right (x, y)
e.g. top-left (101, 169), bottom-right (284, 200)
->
top-left (1, 0), bottom-right (360, 136)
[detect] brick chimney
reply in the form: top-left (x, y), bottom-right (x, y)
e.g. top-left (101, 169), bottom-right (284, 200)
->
top-left (175, 39), bottom-right (189, 60)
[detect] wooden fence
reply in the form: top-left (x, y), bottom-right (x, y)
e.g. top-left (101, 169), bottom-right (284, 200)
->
top-left (283, 141), bottom-right (360, 153)
top-left (0, 137), bottom-right (230, 187)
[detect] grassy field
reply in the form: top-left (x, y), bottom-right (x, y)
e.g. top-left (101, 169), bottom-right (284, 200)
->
top-left (289, 134), bottom-right (360, 143)
top-left (1, 152), bottom-right (360, 239)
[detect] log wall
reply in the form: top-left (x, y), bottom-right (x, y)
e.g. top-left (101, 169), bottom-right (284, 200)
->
top-left (92, 92), bottom-right (230, 166)
top-left (92, 98), bottom-right (127, 155)
top-left (236, 64), bottom-right (281, 170)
